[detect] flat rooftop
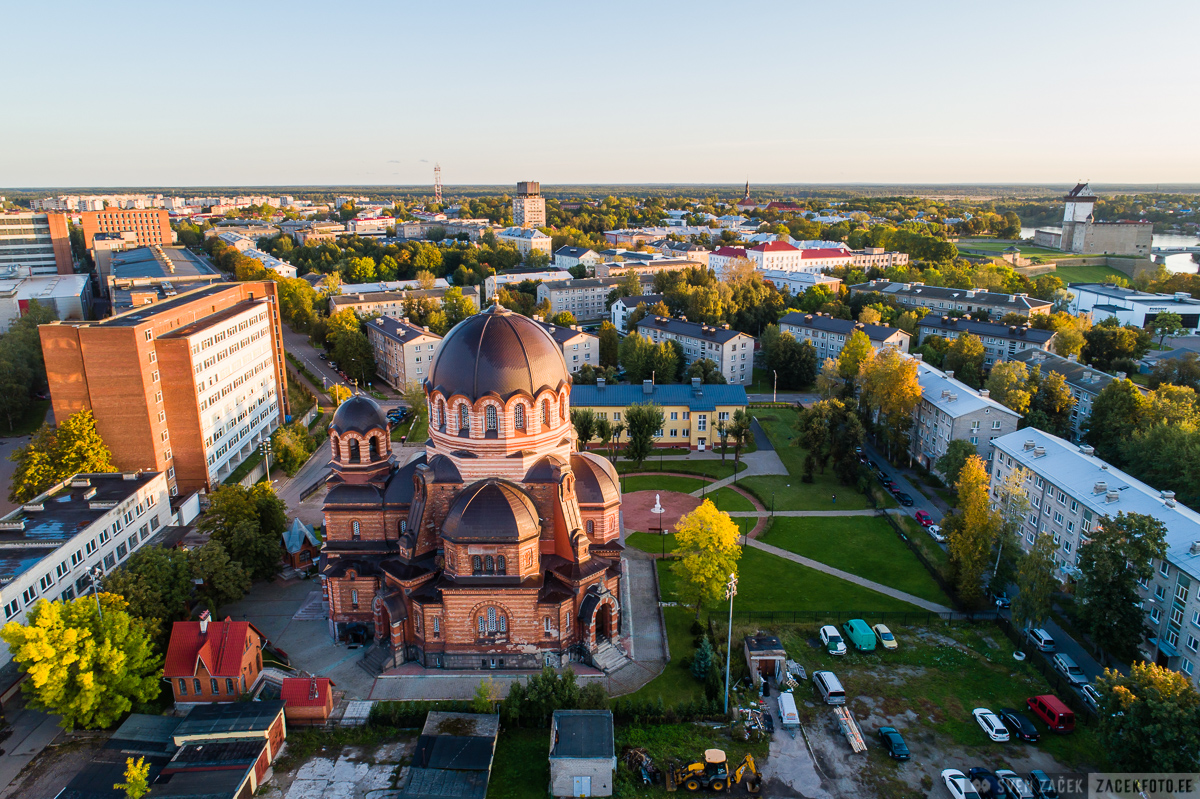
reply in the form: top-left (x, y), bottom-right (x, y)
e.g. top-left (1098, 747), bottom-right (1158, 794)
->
top-left (111, 247), bottom-right (218, 281)
top-left (160, 299), bottom-right (268, 339)
top-left (96, 283), bottom-right (240, 327)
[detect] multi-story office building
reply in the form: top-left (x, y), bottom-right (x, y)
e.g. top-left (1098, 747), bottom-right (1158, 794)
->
top-left (40, 282), bottom-right (289, 494)
top-left (778, 312), bottom-right (911, 361)
top-left (916, 316), bottom-right (1056, 367)
top-left (911, 360), bottom-right (1020, 471)
top-left (537, 277), bottom-right (648, 322)
top-left (610, 294), bottom-right (665, 333)
top-left (633, 316), bottom-right (755, 385)
top-left (989, 427), bottom-right (1200, 687)
top-left (0, 274), bottom-right (92, 333)
top-left (513, 181), bottom-right (546, 229)
top-left (328, 285), bottom-right (480, 319)
top-left (532, 318), bottom-right (599, 374)
top-left (0, 211), bottom-right (73, 275)
top-left (80, 208), bottom-right (172, 250)
top-left (850, 280), bottom-right (1052, 318)
top-left (364, 316), bottom-right (442, 390)
top-left (497, 227), bottom-right (552, 257)
top-left (571, 379), bottom-right (749, 451)
top-left (1011, 350), bottom-right (1131, 441)
top-left (0, 471), bottom-right (171, 669)
top-left (1069, 283), bottom-right (1200, 333)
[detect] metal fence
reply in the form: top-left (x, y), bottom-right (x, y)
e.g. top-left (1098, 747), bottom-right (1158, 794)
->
top-left (733, 608), bottom-right (1001, 625)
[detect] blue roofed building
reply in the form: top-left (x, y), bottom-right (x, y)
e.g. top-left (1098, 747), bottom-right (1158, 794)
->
top-left (571, 378), bottom-right (748, 451)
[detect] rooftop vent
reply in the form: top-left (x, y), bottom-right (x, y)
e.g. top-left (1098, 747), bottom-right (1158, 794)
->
top-left (199, 609), bottom-right (211, 635)
top-left (1067, 354), bottom-right (1078, 362)
top-left (596, 378), bottom-right (606, 389)
top-left (1079, 444), bottom-right (1095, 455)
top-left (22, 503), bottom-right (43, 513)
top-left (949, 393), bottom-right (958, 402)
top-left (123, 472), bottom-right (140, 481)
top-left (1024, 440), bottom-right (1036, 451)
top-left (1093, 481), bottom-right (1107, 494)
top-left (1034, 446), bottom-right (1046, 457)
top-left (70, 478), bottom-right (91, 488)
top-left (83, 487), bottom-right (97, 500)
top-left (1105, 490), bottom-right (1120, 503)
top-left (979, 389), bottom-right (990, 398)
top-left (942, 389), bottom-right (951, 399)
top-left (1163, 490), bottom-right (1177, 508)
top-left (642, 380), bottom-right (654, 395)
top-left (945, 370), bottom-right (955, 380)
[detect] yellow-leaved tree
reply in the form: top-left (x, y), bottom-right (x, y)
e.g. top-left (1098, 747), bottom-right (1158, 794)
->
top-left (0, 593), bottom-right (161, 730)
top-left (947, 455), bottom-right (1000, 608)
top-left (115, 756), bottom-right (151, 799)
top-left (671, 500), bottom-right (742, 617)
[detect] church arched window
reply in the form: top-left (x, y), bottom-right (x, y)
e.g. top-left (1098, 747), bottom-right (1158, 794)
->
top-left (437, 400), bottom-right (446, 428)
top-left (399, 520), bottom-right (407, 534)
top-left (368, 435), bottom-right (380, 461)
top-left (542, 399), bottom-right (550, 426)
top-left (484, 555), bottom-right (494, 573)
top-left (349, 439), bottom-right (360, 463)
top-left (459, 404), bottom-right (469, 432)
top-left (477, 615), bottom-right (485, 634)
top-left (497, 555), bottom-right (506, 574)
top-left (352, 520), bottom-right (361, 541)
top-left (499, 613), bottom-right (507, 632)
top-left (514, 403), bottom-right (525, 430)
top-left (486, 405), bottom-right (497, 431)
top-left (472, 555), bottom-right (482, 574)
top-left (487, 607), bottom-right (497, 632)
top-left (586, 519), bottom-right (595, 536)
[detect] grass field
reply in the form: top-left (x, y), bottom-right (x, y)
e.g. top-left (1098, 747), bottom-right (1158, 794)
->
top-left (1052, 264), bottom-right (1128, 284)
top-left (626, 606), bottom-right (702, 704)
top-left (487, 729), bottom-right (551, 799)
top-left (758, 516), bottom-right (950, 605)
top-left (620, 475), bottom-right (708, 494)
top-left (708, 486), bottom-right (756, 513)
top-left (617, 459), bottom-right (744, 478)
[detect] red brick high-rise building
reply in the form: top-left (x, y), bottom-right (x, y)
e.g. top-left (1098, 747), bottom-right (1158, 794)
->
top-left (80, 208), bottom-right (171, 250)
top-left (320, 304), bottom-right (625, 673)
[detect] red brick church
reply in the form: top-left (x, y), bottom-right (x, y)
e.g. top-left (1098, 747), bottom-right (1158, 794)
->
top-left (320, 304), bottom-right (625, 671)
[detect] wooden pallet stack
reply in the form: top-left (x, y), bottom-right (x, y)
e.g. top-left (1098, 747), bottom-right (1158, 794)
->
top-left (833, 706), bottom-right (867, 753)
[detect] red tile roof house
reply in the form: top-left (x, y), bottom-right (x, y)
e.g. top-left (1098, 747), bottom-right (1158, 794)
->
top-left (164, 612), bottom-right (268, 706)
top-left (280, 677), bottom-right (336, 725)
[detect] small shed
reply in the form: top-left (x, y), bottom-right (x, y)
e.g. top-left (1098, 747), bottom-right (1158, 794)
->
top-left (400, 712), bottom-right (500, 799)
top-left (549, 709), bottom-right (615, 798)
top-left (743, 632), bottom-right (787, 688)
top-left (281, 677), bottom-right (336, 725)
top-left (282, 518), bottom-right (322, 569)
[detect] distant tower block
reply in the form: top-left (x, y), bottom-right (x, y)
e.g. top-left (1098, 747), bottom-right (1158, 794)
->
top-left (434, 164), bottom-right (443, 205)
top-left (513, 181), bottom-right (545, 229)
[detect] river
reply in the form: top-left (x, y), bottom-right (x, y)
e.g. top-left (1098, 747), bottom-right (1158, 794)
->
top-left (1020, 226), bottom-right (1199, 273)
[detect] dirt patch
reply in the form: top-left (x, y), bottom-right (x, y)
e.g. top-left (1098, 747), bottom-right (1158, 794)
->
top-left (623, 491), bottom-right (702, 533)
top-left (0, 737), bottom-right (105, 799)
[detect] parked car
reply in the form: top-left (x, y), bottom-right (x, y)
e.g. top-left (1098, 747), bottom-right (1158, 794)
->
top-left (1079, 683), bottom-right (1101, 711)
top-left (873, 623), bottom-right (897, 650)
top-left (942, 770), bottom-right (983, 799)
top-left (1025, 628), bottom-right (1056, 652)
top-left (876, 470), bottom-right (889, 481)
top-left (928, 525), bottom-right (947, 543)
top-left (1052, 653), bottom-right (1086, 686)
top-left (329, 361), bottom-right (338, 370)
top-left (991, 591), bottom-right (1012, 608)
top-left (1026, 694), bottom-right (1075, 733)
top-left (1028, 770), bottom-right (1060, 799)
top-left (972, 707), bottom-right (1010, 742)
top-left (967, 768), bottom-right (1008, 799)
top-left (998, 708), bottom-right (1040, 742)
top-left (319, 352), bottom-right (328, 360)
top-left (819, 625), bottom-right (846, 656)
top-left (995, 770), bottom-right (1035, 799)
top-left (915, 510), bottom-right (933, 527)
top-left (842, 619), bottom-right (876, 652)
top-left (895, 492), bottom-right (915, 507)
top-left (877, 726), bottom-right (909, 760)
top-left (867, 460), bottom-right (879, 471)
top-left (880, 480), bottom-right (896, 491)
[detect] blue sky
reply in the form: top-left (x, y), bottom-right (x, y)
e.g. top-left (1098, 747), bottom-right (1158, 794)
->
top-left (4, 0), bottom-right (1197, 187)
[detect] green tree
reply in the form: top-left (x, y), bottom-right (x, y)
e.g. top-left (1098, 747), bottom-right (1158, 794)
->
top-left (598, 321), bottom-right (619, 367)
top-left (102, 546), bottom-right (193, 630)
top-left (1083, 379), bottom-right (1150, 464)
top-left (836, 330), bottom-right (873, 383)
top-left (198, 484), bottom-right (287, 581)
top-left (1076, 512), bottom-right (1168, 663)
top-left (9, 410), bottom-right (118, 503)
top-left (686, 358), bottom-right (727, 384)
top-left (767, 335), bottom-right (817, 390)
top-left (1012, 532), bottom-right (1058, 633)
top-left (1, 594), bottom-right (161, 730)
top-left (943, 333), bottom-right (986, 389)
top-left (115, 756), bottom-right (151, 799)
top-left (1149, 311), bottom-right (1184, 348)
top-left (1026, 370), bottom-right (1074, 437)
top-left (547, 311), bottom-right (575, 327)
top-left (189, 541), bottom-right (251, 613)
top-left (1098, 662), bottom-right (1200, 772)
top-left (671, 500), bottom-right (742, 617)
top-left (728, 409), bottom-right (753, 470)
top-left (623, 403), bottom-right (663, 468)
top-left (934, 439), bottom-right (977, 486)
top-left (618, 332), bottom-right (655, 383)
top-left (984, 361), bottom-right (1032, 415)
top-left (570, 409), bottom-right (597, 451)
top-left (858, 348), bottom-right (922, 463)
top-left (691, 635), bottom-right (714, 679)
top-left (332, 329), bottom-right (376, 387)
top-left (440, 286), bottom-right (476, 332)
top-left (947, 455), bottom-right (999, 608)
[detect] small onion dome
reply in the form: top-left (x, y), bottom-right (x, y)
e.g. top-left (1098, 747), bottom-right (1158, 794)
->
top-left (329, 395), bottom-right (387, 436)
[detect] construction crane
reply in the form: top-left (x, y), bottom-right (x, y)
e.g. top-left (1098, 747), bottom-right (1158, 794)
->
top-left (666, 750), bottom-right (761, 793)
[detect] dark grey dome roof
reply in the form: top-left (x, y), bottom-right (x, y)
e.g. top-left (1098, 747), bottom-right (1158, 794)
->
top-left (427, 303), bottom-right (569, 401)
top-left (571, 452), bottom-right (621, 505)
top-left (330, 395), bottom-right (387, 436)
top-left (441, 479), bottom-right (540, 543)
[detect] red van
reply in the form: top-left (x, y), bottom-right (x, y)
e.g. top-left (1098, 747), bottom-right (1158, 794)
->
top-left (1026, 694), bottom-right (1075, 733)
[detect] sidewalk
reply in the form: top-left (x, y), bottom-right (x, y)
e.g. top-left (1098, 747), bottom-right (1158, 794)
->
top-left (0, 697), bottom-right (62, 795)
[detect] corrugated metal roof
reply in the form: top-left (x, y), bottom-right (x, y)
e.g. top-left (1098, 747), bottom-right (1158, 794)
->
top-left (571, 382), bottom-right (747, 412)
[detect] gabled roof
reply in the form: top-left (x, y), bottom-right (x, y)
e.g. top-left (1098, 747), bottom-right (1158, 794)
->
top-left (282, 518), bottom-right (320, 554)
top-left (281, 677), bottom-right (334, 708)
top-left (164, 618), bottom-right (266, 679)
top-left (778, 311), bottom-right (908, 344)
top-left (711, 246), bottom-right (748, 259)
top-left (800, 248), bottom-right (853, 259)
top-left (749, 241), bottom-right (799, 253)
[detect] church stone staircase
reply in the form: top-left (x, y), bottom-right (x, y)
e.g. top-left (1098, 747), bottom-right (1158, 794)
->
top-left (590, 640), bottom-right (630, 673)
top-left (357, 643), bottom-right (392, 676)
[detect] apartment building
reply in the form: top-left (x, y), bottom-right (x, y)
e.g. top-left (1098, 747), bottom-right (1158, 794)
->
top-left (0, 274), bottom-right (91, 333)
top-left (850, 247), bottom-right (909, 270)
top-left (530, 318), bottom-right (599, 373)
top-left (106, 246), bottom-right (224, 310)
top-left (1011, 350), bottom-right (1132, 441)
top-left (40, 282), bottom-right (289, 494)
top-left (778, 312), bottom-right (911, 361)
top-left (571, 379), bottom-right (748, 451)
top-left (912, 360), bottom-right (1020, 471)
top-left (80, 208), bottom-right (172, 250)
top-left (633, 315), bottom-right (755, 385)
top-left (328, 285), bottom-right (479, 319)
top-left (595, 257), bottom-right (698, 279)
top-left (553, 246), bottom-right (602, 272)
top-left (1070, 283), bottom-right (1200, 333)
top-left (346, 217), bottom-right (392, 236)
top-left (537, 277), bottom-right (646, 322)
top-left (850, 280), bottom-right (1052, 318)
top-left (759, 270), bottom-right (841, 296)
top-left (610, 293), bottom-right (665, 333)
top-left (708, 246), bottom-right (750, 278)
top-left (497, 226), bottom-right (552, 257)
top-left (0, 471), bottom-right (171, 669)
top-left (652, 240), bottom-right (709, 267)
top-left (989, 428), bottom-right (1200, 687)
top-left (749, 241), bottom-right (853, 273)
top-left (513, 181), bottom-right (546, 229)
top-left (364, 316), bottom-right (442, 390)
top-left (483, 270), bottom-right (572, 301)
top-left (916, 316), bottom-right (1056, 367)
top-left (0, 211), bottom-right (73, 275)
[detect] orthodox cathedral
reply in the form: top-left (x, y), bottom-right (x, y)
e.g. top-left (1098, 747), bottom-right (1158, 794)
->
top-left (319, 304), bottom-right (625, 671)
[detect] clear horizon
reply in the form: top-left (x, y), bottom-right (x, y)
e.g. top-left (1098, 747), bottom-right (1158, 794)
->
top-left (5, 0), bottom-right (1196, 187)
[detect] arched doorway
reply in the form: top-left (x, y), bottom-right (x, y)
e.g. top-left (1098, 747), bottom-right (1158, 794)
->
top-left (578, 587), bottom-right (619, 649)
top-left (597, 603), bottom-right (615, 641)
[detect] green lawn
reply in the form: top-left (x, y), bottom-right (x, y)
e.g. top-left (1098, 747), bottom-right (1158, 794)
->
top-left (626, 606), bottom-right (704, 705)
top-left (614, 719), bottom-right (772, 796)
top-left (620, 475), bottom-right (707, 494)
top-left (0, 399), bottom-right (50, 438)
top-left (898, 515), bottom-right (951, 579)
top-left (487, 729), bottom-right (550, 799)
top-left (707, 487), bottom-right (755, 513)
top-left (1052, 264), bottom-right (1128, 284)
top-left (625, 532), bottom-right (678, 553)
top-left (616, 459), bottom-right (744, 478)
top-left (758, 516), bottom-right (950, 605)
top-left (957, 241), bottom-right (1065, 258)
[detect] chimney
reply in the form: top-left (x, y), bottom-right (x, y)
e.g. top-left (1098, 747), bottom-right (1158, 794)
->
top-left (1034, 446), bottom-right (1045, 457)
top-left (642, 380), bottom-right (653, 395)
top-left (1067, 354), bottom-right (1077, 362)
top-left (979, 389), bottom-right (990, 398)
top-left (942, 389), bottom-right (951, 399)
top-left (199, 609), bottom-right (211, 635)
top-left (1163, 490), bottom-right (1177, 508)
top-left (913, 353), bottom-right (924, 362)
top-left (691, 377), bottom-right (702, 390)
top-left (1093, 480), bottom-right (1107, 494)
top-left (1105, 489), bottom-right (1120, 503)
top-left (1079, 444), bottom-right (1095, 455)
top-left (945, 370), bottom-right (954, 380)
top-left (1190, 541), bottom-right (1200, 555)
top-left (1116, 371), bottom-right (1127, 380)
top-left (1024, 440), bottom-right (1036, 451)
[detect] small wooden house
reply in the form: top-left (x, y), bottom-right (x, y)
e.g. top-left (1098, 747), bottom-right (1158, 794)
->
top-left (281, 677), bottom-right (335, 725)
top-left (743, 632), bottom-right (787, 689)
top-left (282, 518), bottom-right (321, 570)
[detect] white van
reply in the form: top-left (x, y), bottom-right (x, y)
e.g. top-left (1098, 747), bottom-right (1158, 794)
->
top-left (1026, 628), bottom-right (1055, 652)
top-left (777, 691), bottom-right (800, 729)
top-left (813, 670), bottom-right (846, 705)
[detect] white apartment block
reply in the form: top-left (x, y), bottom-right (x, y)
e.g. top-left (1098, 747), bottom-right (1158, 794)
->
top-left (533, 318), bottom-right (599, 373)
top-left (778, 312), bottom-right (911, 361)
top-left (749, 242), bottom-right (853, 273)
top-left (328, 286), bottom-right (481, 319)
top-left (0, 471), bottom-right (171, 669)
top-left (990, 428), bottom-right (1200, 688)
top-left (759, 270), bottom-right (842, 296)
top-left (537, 277), bottom-right (632, 322)
top-left (497, 227), bottom-right (552, 257)
top-left (709, 247), bottom-right (750, 278)
top-left (610, 294), bottom-right (666, 334)
top-left (553, 246), bottom-right (602, 272)
top-left (633, 316), bottom-right (755, 385)
top-left (483, 270), bottom-right (573, 302)
top-left (0, 211), bottom-right (71, 275)
top-left (1069, 283), bottom-right (1200, 334)
top-left (364, 316), bottom-right (442, 390)
top-left (911, 360), bottom-right (1021, 470)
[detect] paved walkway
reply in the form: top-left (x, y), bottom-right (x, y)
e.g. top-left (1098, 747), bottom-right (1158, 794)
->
top-left (726, 509), bottom-right (880, 517)
top-left (747, 539), bottom-right (953, 613)
top-left (0, 697), bottom-right (62, 796)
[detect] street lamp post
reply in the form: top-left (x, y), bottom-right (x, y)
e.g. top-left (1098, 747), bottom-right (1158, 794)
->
top-left (261, 440), bottom-right (272, 477)
top-left (723, 572), bottom-right (738, 714)
top-left (771, 491), bottom-right (775, 518)
top-left (91, 567), bottom-right (104, 619)
top-left (773, 370), bottom-right (777, 403)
